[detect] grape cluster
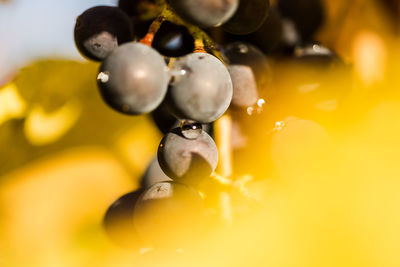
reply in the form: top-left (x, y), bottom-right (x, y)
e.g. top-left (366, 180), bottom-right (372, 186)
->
top-left (74, 0), bottom-right (349, 251)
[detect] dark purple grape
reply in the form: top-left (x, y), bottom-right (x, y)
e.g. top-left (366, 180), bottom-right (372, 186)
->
top-left (220, 7), bottom-right (299, 55)
top-left (151, 102), bottom-right (179, 134)
top-left (97, 43), bottom-right (169, 115)
top-left (245, 7), bottom-right (284, 53)
top-left (277, 0), bottom-right (324, 40)
top-left (152, 22), bottom-right (194, 57)
top-left (74, 6), bottom-right (133, 61)
top-left (133, 181), bottom-right (204, 248)
top-left (158, 127), bottom-right (218, 186)
top-left (222, 0), bottom-right (270, 35)
top-left (103, 190), bottom-right (145, 248)
top-left (151, 102), bottom-right (214, 136)
top-left (169, 0), bottom-right (239, 28)
top-left (166, 52), bottom-right (233, 123)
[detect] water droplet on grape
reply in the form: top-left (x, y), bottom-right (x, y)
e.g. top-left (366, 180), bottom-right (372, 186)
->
top-left (247, 106), bottom-right (254, 115)
top-left (312, 44), bottom-right (321, 52)
top-left (97, 71), bottom-right (110, 83)
top-left (256, 98), bottom-right (265, 113)
top-left (180, 120), bottom-right (202, 139)
top-left (238, 43), bottom-right (249, 54)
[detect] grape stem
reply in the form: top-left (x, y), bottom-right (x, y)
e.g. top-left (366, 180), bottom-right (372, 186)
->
top-left (215, 114), bottom-right (233, 178)
top-left (140, 12), bottom-right (166, 46)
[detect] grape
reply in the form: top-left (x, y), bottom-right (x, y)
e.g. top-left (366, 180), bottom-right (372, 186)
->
top-left (381, 0), bottom-right (400, 27)
top-left (152, 22), bottom-right (195, 57)
top-left (221, 7), bottom-right (300, 54)
top-left (151, 103), bottom-right (214, 136)
top-left (158, 127), bottom-right (218, 186)
top-left (141, 158), bottom-right (172, 188)
top-left (151, 102), bottom-right (179, 134)
top-left (228, 65), bottom-right (258, 108)
top-left (97, 43), bottom-right (169, 115)
top-left (293, 42), bottom-right (340, 66)
top-left (74, 6), bottom-right (133, 61)
top-left (103, 190), bottom-right (145, 248)
top-left (166, 52), bottom-right (233, 123)
top-left (133, 181), bottom-right (204, 248)
top-left (279, 18), bottom-right (302, 54)
top-left (222, 0), bottom-right (270, 35)
top-left (277, 0), bottom-right (324, 40)
top-left (245, 7), bottom-right (284, 54)
top-left (180, 121), bottom-right (202, 139)
top-left (169, 0), bottom-right (239, 28)
top-left (223, 42), bottom-right (271, 107)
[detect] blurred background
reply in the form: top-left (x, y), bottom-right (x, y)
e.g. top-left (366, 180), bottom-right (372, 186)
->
top-left (1, 0), bottom-right (400, 266)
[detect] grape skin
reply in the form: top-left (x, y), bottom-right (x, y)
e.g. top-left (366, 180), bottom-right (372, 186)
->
top-left (141, 158), bottom-right (172, 188)
top-left (152, 22), bottom-right (195, 58)
top-left (150, 102), bottom-right (179, 134)
top-left (158, 127), bottom-right (218, 186)
top-left (97, 43), bottom-right (169, 115)
top-left (133, 181), bottom-right (204, 248)
top-left (222, 0), bottom-right (270, 35)
top-left (277, 0), bottom-right (324, 40)
top-left (228, 65), bottom-right (259, 108)
top-left (74, 6), bottom-right (133, 61)
top-left (223, 42), bottom-right (271, 103)
top-left (166, 53), bottom-right (233, 123)
top-left (169, 0), bottom-right (239, 28)
top-left (244, 7), bottom-right (284, 53)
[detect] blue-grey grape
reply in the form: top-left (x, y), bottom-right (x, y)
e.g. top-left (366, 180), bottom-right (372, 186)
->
top-left (158, 127), bottom-right (218, 186)
top-left (166, 52), bottom-right (233, 123)
top-left (224, 42), bottom-right (271, 107)
top-left (228, 65), bottom-right (259, 108)
top-left (222, 0), bottom-right (270, 35)
top-left (141, 158), bottom-right (172, 188)
top-left (97, 42), bottom-right (169, 115)
top-left (74, 6), bottom-right (133, 61)
top-left (169, 0), bottom-right (239, 28)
